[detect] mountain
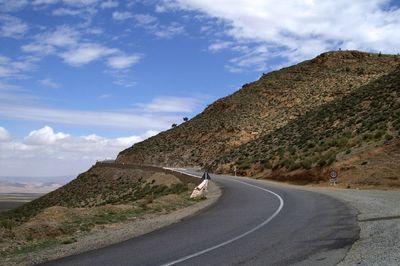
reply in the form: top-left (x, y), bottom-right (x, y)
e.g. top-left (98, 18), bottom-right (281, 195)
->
top-left (117, 51), bottom-right (400, 174)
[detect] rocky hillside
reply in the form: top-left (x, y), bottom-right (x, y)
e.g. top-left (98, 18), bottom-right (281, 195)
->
top-left (117, 51), bottom-right (400, 168)
top-left (213, 66), bottom-right (400, 188)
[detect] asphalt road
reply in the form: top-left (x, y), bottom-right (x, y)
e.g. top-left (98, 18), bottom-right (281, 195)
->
top-left (41, 172), bottom-right (359, 266)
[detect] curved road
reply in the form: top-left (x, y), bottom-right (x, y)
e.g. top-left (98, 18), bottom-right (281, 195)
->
top-left (41, 172), bottom-right (359, 266)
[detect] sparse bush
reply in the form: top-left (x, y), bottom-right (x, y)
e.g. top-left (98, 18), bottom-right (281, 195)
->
top-left (317, 158), bottom-right (326, 167)
top-left (384, 133), bottom-right (393, 141)
top-left (374, 130), bottom-right (384, 139)
top-left (326, 154), bottom-right (336, 165)
top-left (300, 159), bottom-right (312, 170)
top-left (238, 159), bottom-right (252, 170)
top-left (263, 160), bottom-right (273, 169)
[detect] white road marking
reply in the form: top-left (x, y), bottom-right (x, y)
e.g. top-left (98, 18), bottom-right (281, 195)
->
top-left (162, 175), bottom-right (285, 266)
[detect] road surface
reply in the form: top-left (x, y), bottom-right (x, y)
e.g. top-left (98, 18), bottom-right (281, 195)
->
top-left (41, 172), bottom-right (359, 266)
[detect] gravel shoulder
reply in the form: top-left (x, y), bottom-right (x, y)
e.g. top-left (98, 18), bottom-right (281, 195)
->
top-left (3, 182), bottom-right (221, 266)
top-left (311, 187), bottom-right (400, 266)
top-left (258, 179), bottom-right (400, 266)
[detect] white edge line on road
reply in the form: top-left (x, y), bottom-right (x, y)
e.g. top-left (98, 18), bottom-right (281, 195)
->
top-left (162, 174), bottom-right (285, 266)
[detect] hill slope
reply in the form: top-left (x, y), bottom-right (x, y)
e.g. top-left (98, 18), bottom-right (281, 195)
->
top-left (213, 66), bottom-right (400, 187)
top-left (0, 164), bottom-right (197, 226)
top-left (0, 164), bottom-right (200, 259)
top-left (117, 51), bottom-right (400, 167)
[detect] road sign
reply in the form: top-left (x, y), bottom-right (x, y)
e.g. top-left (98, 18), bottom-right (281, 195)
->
top-left (329, 169), bottom-right (338, 186)
top-left (329, 170), bottom-right (337, 179)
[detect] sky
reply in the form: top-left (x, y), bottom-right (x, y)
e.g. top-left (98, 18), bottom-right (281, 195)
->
top-left (0, 0), bottom-right (399, 178)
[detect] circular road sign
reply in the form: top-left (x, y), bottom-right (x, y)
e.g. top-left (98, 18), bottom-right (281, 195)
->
top-left (329, 170), bottom-right (338, 179)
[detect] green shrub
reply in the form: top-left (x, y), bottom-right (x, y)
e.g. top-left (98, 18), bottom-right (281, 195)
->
top-left (384, 133), bottom-right (393, 141)
top-left (326, 154), bottom-right (336, 165)
top-left (374, 130), bottom-right (384, 139)
top-left (318, 159), bottom-right (326, 167)
top-left (238, 159), bottom-right (252, 169)
top-left (300, 159), bottom-right (312, 170)
top-left (263, 160), bottom-right (273, 169)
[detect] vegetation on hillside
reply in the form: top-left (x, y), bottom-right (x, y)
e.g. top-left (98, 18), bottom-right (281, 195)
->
top-left (213, 66), bottom-right (400, 184)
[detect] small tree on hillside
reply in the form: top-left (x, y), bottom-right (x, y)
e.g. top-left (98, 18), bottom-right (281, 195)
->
top-left (183, 117), bottom-right (189, 122)
top-left (171, 123), bottom-right (177, 128)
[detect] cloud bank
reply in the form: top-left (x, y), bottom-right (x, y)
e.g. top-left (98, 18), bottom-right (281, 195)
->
top-left (160, 0), bottom-right (400, 71)
top-left (0, 126), bottom-right (158, 177)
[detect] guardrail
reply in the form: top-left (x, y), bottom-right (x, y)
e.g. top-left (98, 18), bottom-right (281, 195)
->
top-left (94, 162), bottom-right (202, 185)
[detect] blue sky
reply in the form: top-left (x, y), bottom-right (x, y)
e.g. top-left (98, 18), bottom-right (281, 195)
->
top-left (0, 0), bottom-right (399, 177)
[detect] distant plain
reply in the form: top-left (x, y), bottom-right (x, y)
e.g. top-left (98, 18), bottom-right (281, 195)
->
top-left (0, 193), bottom-right (42, 212)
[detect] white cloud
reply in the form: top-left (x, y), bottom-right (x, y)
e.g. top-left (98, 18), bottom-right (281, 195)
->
top-left (0, 81), bottom-right (36, 103)
top-left (32, 0), bottom-right (99, 6)
top-left (98, 93), bottom-right (111, 99)
top-left (134, 14), bottom-right (158, 25)
top-left (0, 127), bottom-right (11, 141)
top-left (22, 43), bottom-right (56, 55)
top-left (107, 54), bottom-right (141, 69)
top-left (112, 11), bottom-right (133, 21)
top-left (22, 25), bottom-right (139, 70)
top-left (52, 8), bottom-right (82, 16)
top-left (0, 0), bottom-right (27, 11)
top-left (153, 23), bottom-right (184, 38)
top-left (0, 126), bottom-right (158, 176)
top-left (86, 27), bottom-right (103, 35)
top-left (21, 25), bottom-right (141, 85)
top-left (24, 126), bottom-right (70, 145)
top-left (208, 41), bottom-right (232, 52)
top-left (32, 0), bottom-right (59, 5)
top-left (131, 13), bottom-right (184, 39)
top-left (0, 15), bottom-right (28, 38)
top-left (137, 96), bottom-right (202, 113)
top-left (113, 79), bottom-right (137, 88)
top-left (37, 26), bottom-right (80, 48)
top-left (160, 0), bottom-right (400, 71)
top-left (101, 0), bottom-right (118, 8)
top-left (0, 55), bottom-right (34, 78)
top-left (0, 104), bottom-right (179, 130)
top-left (39, 78), bottom-right (61, 88)
top-left (61, 43), bottom-right (117, 66)
top-left (62, 0), bottom-right (99, 6)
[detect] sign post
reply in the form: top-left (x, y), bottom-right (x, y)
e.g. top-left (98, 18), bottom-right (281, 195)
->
top-left (234, 166), bottom-right (237, 177)
top-left (329, 169), bottom-right (338, 186)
